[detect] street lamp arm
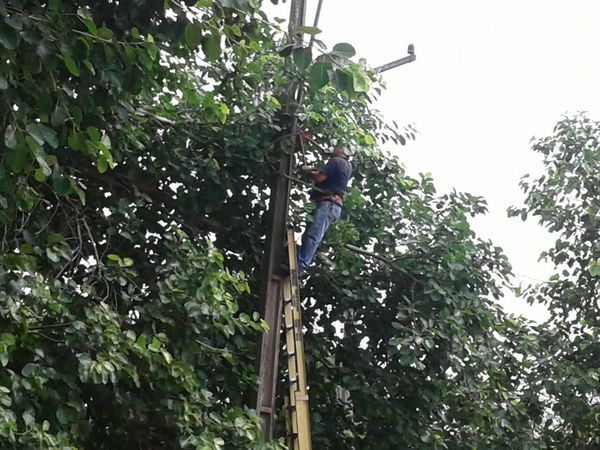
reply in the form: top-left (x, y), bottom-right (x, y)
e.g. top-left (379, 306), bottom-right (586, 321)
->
top-left (375, 44), bottom-right (416, 74)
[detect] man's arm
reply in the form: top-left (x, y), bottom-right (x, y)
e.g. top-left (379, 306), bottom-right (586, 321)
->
top-left (302, 158), bottom-right (341, 183)
top-left (301, 165), bottom-right (327, 183)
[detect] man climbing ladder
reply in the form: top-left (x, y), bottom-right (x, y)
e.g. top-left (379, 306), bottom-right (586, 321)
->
top-left (297, 139), bottom-right (353, 275)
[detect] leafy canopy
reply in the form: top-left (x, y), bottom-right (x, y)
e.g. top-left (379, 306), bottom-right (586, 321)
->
top-left (0, 0), bottom-right (573, 449)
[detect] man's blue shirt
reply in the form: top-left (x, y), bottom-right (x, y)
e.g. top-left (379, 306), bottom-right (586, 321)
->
top-left (314, 156), bottom-right (352, 196)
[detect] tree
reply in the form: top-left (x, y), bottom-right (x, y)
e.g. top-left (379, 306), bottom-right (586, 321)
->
top-left (274, 42), bottom-right (547, 449)
top-left (0, 0), bottom-right (554, 449)
top-left (0, 0), bottom-right (282, 448)
top-left (288, 144), bottom-right (544, 448)
top-left (0, 0), bottom-right (397, 448)
top-left (509, 113), bottom-right (600, 449)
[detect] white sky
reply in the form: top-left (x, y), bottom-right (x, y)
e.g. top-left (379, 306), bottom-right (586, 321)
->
top-left (264, 0), bottom-right (600, 321)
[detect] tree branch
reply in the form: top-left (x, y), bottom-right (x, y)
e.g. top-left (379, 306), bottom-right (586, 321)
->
top-left (344, 244), bottom-right (411, 273)
top-left (78, 166), bottom-right (224, 233)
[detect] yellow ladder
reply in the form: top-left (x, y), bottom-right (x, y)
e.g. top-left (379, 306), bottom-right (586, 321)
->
top-left (282, 227), bottom-right (312, 450)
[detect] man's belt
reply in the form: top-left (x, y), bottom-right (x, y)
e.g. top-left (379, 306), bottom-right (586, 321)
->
top-left (313, 193), bottom-right (343, 206)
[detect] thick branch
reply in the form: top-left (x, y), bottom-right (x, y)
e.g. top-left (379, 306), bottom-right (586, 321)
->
top-left (78, 166), bottom-right (224, 233)
top-left (344, 244), bottom-right (408, 273)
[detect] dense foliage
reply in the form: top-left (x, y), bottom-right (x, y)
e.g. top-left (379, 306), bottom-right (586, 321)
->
top-left (292, 115), bottom-right (544, 448)
top-left (509, 114), bottom-right (600, 449)
top-left (0, 0), bottom-right (283, 448)
top-left (4, 1), bottom-right (596, 450)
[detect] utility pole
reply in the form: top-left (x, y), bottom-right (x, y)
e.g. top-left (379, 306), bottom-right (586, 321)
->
top-left (254, 0), bottom-right (307, 439)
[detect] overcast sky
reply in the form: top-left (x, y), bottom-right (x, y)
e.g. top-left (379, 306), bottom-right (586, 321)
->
top-left (264, 0), bottom-right (600, 321)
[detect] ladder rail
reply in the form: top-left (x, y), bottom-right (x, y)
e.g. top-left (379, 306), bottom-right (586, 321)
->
top-left (282, 227), bottom-right (312, 450)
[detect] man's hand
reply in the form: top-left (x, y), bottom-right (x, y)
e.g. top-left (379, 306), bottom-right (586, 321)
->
top-left (301, 165), bottom-right (327, 183)
top-left (301, 165), bottom-right (317, 174)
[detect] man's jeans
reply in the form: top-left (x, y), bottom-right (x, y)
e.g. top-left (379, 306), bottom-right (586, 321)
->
top-left (297, 201), bottom-right (342, 274)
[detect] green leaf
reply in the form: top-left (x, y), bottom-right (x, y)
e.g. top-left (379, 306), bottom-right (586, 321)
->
top-left (4, 124), bottom-right (17, 149)
top-left (0, 75), bottom-right (7, 89)
top-left (100, 133), bottom-right (111, 149)
top-left (86, 126), bottom-right (100, 143)
top-left (73, 321), bottom-right (86, 332)
top-left (351, 70), bottom-right (369, 93)
top-left (22, 410), bottom-right (35, 426)
top-left (299, 26), bottom-right (321, 35)
top-left (121, 257), bottom-right (133, 267)
top-left (73, 182), bottom-right (86, 205)
top-left (185, 24), bottom-right (203, 48)
top-left (202, 33), bottom-right (221, 62)
top-left (8, 146), bottom-right (28, 173)
top-left (21, 363), bottom-right (37, 377)
top-left (146, 42), bottom-right (157, 61)
top-left (46, 233), bottom-right (65, 245)
top-left (309, 62), bottom-right (332, 90)
top-left (588, 259), bottom-right (600, 277)
top-left (97, 156), bottom-right (108, 173)
top-left (56, 405), bottom-right (76, 425)
top-left (68, 131), bottom-right (86, 151)
top-left (77, 7), bottom-right (97, 35)
top-left (332, 42), bottom-right (356, 58)
top-left (293, 47), bottom-right (312, 70)
top-left (230, 24), bottom-right (242, 37)
top-left (332, 68), bottom-right (351, 91)
top-left (216, 103), bottom-right (229, 124)
top-left (97, 27), bottom-right (113, 41)
top-left (268, 96), bottom-right (281, 110)
top-left (83, 18), bottom-right (97, 35)
top-left (0, 26), bottom-right (17, 50)
top-left (161, 349), bottom-right (173, 364)
top-left (149, 337), bottom-right (161, 352)
top-left (46, 247), bottom-right (60, 262)
top-left (5, 16), bottom-right (23, 31)
top-left (20, 243), bottom-right (34, 254)
top-left (98, 142), bottom-right (113, 165)
top-left (26, 123), bottom-right (58, 149)
top-left (34, 168), bottom-right (46, 182)
top-left (53, 175), bottom-right (71, 196)
top-left (51, 106), bottom-right (68, 127)
top-left (278, 44), bottom-right (294, 57)
top-left (63, 54), bottom-right (80, 77)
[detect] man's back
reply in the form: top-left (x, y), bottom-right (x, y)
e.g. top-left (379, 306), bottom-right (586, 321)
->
top-left (314, 156), bottom-right (353, 196)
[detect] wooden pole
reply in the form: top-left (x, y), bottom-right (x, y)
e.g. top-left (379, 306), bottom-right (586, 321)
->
top-left (254, 0), bottom-right (307, 439)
